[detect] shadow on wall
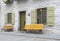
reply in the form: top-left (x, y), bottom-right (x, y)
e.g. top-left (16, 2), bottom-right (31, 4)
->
top-left (16, 0), bottom-right (28, 4)
top-left (6, 3), bottom-right (13, 7)
top-left (33, 0), bottom-right (51, 2)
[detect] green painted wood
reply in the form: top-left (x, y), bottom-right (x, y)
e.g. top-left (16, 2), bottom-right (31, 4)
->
top-left (12, 13), bottom-right (15, 25)
top-left (42, 8), bottom-right (47, 24)
top-left (47, 7), bottom-right (54, 26)
top-left (47, 10), bottom-right (54, 16)
top-left (5, 14), bottom-right (8, 24)
top-left (20, 12), bottom-right (25, 31)
top-left (31, 9), bottom-right (37, 24)
top-left (5, 13), bottom-right (15, 25)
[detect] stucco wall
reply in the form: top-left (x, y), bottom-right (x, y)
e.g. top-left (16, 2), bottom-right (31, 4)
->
top-left (0, 1), bottom-right (1, 31)
top-left (1, 0), bottom-right (60, 32)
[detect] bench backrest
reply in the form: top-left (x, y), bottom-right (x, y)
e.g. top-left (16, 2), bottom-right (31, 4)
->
top-left (24, 24), bottom-right (44, 30)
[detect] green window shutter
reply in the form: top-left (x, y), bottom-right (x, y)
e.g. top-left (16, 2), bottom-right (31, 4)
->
top-left (5, 14), bottom-right (8, 24)
top-left (5, 13), bottom-right (15, 25)
top-left (31, 9), bottom-right (37, 24)
top-left (12, 13), bottom-right (15, 25)
top-left (47, 7), bottom-right (54, 26)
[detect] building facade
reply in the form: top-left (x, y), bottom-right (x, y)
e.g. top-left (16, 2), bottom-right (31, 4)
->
top-left (0, 0), bottom-right (60, 33)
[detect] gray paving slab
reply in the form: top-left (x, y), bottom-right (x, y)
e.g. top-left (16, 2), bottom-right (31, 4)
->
top-left (0, 33), bottom-right (59, 41)
top-left (0, 32), bottom-right (60, 40)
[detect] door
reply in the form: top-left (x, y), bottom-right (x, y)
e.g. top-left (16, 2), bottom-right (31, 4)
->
top-left (19, 11), bottom-right (26, 31)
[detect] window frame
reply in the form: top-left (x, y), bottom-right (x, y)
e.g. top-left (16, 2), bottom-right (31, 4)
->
top-left (7, 13), bottom-right (12, 24)
top-left (37, 8), bottom-right (47, 25)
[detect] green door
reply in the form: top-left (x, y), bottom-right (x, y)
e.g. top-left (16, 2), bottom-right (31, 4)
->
top-left (20, 11), bottom-right (26, 31)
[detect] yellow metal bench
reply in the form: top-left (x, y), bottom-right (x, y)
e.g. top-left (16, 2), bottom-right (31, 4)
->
top-left (24, 24), bottom-right (44, 33)
top-left (1, 24), bottom-right (13, 32)
top-left (4, 25), bottom-right (13, 30)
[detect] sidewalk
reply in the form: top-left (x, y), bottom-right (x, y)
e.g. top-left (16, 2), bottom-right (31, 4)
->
top-left (0, 32), bottom-right (60, 40)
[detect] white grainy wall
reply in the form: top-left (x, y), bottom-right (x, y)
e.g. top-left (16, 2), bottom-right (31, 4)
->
top-left (1, 0), bottom-right (60, 32)
top-left (0, 1), bottom-right (1, 29)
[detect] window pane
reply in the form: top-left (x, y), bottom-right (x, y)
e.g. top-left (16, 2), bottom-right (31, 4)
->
top-left (42, 8), bottom-right (47, 24)
top-left (7, 13), bottom-right (12, 24)
top-left (37, 9), bottom-right (42, 24)
top-left (37, 8), bottom-right (47, 25)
